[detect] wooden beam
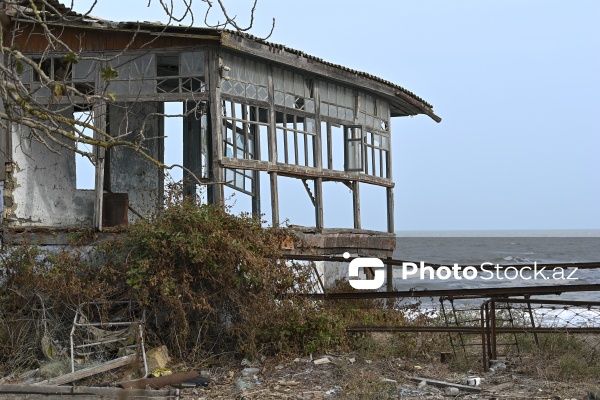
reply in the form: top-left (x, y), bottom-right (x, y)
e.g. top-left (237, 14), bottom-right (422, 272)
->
top-left (35, 354), bottom-right (136, 386)
top-left (219, 158), bottom-right (394, 188)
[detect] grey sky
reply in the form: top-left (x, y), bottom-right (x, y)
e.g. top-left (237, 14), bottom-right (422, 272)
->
top-left (76, 0), bottom-right (600, 231)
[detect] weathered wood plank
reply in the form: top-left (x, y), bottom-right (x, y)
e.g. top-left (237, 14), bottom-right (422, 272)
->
top-left (121, 371), bottom-right (199, 390)
top-left (409, 377), bottom-right (481, 393)
top-left (219, 158), bottom-right (394, 188)
top-left (34, 354), bottom-right (136, 386)
top-left (0, 384), bottom-right (178, 399)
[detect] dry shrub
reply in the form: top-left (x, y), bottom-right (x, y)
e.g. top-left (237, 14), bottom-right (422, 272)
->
top-left (0, 196), bottom-right (347, 371)
top-left (113, 198), bottom-right (345, 361)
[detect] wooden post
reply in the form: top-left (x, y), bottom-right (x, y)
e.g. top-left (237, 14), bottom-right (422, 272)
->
top-left (386, 257), bottom-right (393, 292)
top-left (270, 172), bottom-right (279, 226)
top-left (93, 102), bottom-right (106, 231)
top-left (184, 101), bottom-right (202, 198)
top-left (387, 187), bottom-right (394, 233)
top-left (208, 47), bottom-right (224, 206)
top-left (353, 180), bottom-right (361, 229)
top-left (313, 81), bottom-right (323, 230)
top-left (314, 177), bottom-right (323, 230)
top-left (267, 65), bottom-right (279, 225)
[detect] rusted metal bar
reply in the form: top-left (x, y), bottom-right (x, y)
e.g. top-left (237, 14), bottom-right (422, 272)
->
top-left (490, 300), bottom-right (497, 360)
top-left (494, 298), bottom-right (600, 306)
top-left (524, 296), bottom-right (540, 349)
top-left (505, 302), bottom-right (521, 356)
top-left (282, 254), bottom-right (600, 271)
top-left (307, 284), bottom-right (600, 300)
top-left (485, 301), bottom-right (492, 365)
top-left (450, 299), bottom-right (469, 360)
top-left (346, 326), bottom-right (600, 334)
top-left (481, 304), bottom-right (488, 372)
top-left (439, 298), bottom-right (458, 359)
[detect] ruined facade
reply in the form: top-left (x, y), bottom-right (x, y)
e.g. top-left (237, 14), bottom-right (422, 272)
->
top-left (0, 1), bottom-right (439, 257)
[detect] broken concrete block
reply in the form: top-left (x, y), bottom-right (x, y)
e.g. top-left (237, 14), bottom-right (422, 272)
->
top-left (145, 345), bottom-right (170, 371)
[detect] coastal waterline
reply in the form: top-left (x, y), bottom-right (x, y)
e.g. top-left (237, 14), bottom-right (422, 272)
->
top-left (392, 230), bottom-right (600, 302)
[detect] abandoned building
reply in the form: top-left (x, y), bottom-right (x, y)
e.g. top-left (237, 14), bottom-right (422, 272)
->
top-left (0, 1), bottom-right (440, 258)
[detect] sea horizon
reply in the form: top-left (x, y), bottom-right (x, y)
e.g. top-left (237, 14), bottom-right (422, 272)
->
top-left (394, 229), bottom-right (600, 237)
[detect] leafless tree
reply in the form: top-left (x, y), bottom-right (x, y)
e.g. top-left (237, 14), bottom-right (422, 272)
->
top-left (0, 0), bottom-right (274, 183)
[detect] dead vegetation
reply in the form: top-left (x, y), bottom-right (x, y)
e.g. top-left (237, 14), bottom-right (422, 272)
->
top-left (0, 193), bottom-right (346, 374)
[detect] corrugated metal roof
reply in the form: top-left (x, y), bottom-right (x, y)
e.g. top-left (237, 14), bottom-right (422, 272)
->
top-left (18, 0), bottom-right (438, 120)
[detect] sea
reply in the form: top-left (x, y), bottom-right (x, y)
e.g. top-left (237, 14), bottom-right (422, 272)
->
top-left (390, 229), bottom-right (600, 303)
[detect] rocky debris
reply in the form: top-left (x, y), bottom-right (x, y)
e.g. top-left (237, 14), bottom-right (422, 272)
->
top-left (0, 352), bottom-right (595, 399)
top-left (38, 361), bottom-right (69, 379)
top-left (145, 345), bottom-right (171, 373)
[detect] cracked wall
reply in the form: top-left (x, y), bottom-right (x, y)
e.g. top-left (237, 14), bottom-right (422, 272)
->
top-left (6, 109), bottom-right (95, 227)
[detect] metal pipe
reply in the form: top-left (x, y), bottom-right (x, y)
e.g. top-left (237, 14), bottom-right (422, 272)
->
top-left (307, 284), bottom-right (600, 300)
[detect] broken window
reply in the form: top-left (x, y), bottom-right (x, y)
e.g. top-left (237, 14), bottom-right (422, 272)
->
top-left (321, 122), bottom-right (345, 171)
top-left (344, 125), bottom-right (364, 171)
top-left (358, 94), bottom-right (390, 132)
top-left (74, 110), bottom-right (96, 190)
top-left (72, 58), bottom-right (97, 94)
top-left (220, 53), bottom-right (268, 102)
top-left (358, 94), bottom-right (390, 178)
top-left (275, 111), bottom-right (315, 167)
top-left (364, 131), bottom-right (389, 178)
top-left (107, 51), bottom-right (205, 97)
top-left (222, 100), bottom-right (269, 161)
top-left (225, 168), bottom-right (254, 196)
top-left (20, 55), bottom-right (98, 97)
top-left (108, 53), bottom-right (156, 95)
top-left (273, 67), bottom-right (315, 113)
top-left (23, 57), bottom-right (74, 97)
top-left (32, 57), bottom-right (72, 82)
top-left (157, 52), bottom-right (205, 93)
top-left (157, 54), bottom-right (179, 92)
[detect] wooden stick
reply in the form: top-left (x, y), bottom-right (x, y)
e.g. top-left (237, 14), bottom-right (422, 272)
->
top-left (34, 355), bottom-right (137, 386)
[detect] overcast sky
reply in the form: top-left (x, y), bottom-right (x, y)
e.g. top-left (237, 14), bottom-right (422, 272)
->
top-left (75, 0), bottom-right (600, 231)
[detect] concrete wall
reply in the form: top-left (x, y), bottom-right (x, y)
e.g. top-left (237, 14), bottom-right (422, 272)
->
top-left (6, 110), bottom-right (95, 227)
top-left (3, 102), bottom-right (163, 228)
top-left (108, 102), bottom-right (162, 223)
